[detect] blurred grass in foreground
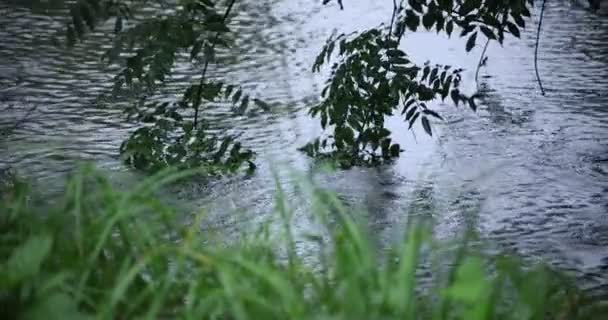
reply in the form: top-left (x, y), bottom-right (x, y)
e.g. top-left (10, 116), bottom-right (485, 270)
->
top-left (1, 165), bottom-right (607, 320)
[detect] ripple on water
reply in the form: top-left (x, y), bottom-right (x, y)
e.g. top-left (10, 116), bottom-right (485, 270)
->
top-left (0, 0), bottom-right (607, 290)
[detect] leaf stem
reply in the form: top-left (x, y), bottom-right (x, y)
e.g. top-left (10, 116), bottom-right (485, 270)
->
top-left (193, 0), bottom-right (238, 128)
top-left (475, 38), bottom-right (490, 87)
top-left (535, 0), bottom-right (546, 95)
top-left (389, 0), bottom-right (398, 39)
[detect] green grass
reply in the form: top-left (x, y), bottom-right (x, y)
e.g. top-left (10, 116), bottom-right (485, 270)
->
top-left (1, 165), bottom-right (606, 319)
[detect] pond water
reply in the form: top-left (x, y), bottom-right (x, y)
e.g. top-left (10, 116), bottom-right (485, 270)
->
top-left (1, 0), bottom-right (607, 294)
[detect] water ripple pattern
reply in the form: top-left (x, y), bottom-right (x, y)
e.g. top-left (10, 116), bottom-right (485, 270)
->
top-left (0, 0), bottom-right (606, 293)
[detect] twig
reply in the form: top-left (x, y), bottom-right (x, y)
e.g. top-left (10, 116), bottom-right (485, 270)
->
top-left (475, 38), bottom-right (490, 86)
top-left (193, 0), bottom-right (238, 127)
top-left (535, 0), bottom-right (546, 95)
top-left (395, 0), bottom-right (406, 45)
top-left (389, 0), bottom-right (398, 38)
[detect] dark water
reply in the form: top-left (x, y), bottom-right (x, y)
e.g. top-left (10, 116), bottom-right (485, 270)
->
top-left (1, 1), bottom-right (607, 292)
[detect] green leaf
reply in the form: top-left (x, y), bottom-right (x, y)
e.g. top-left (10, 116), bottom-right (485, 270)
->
top-left (512, 14), bottom-right (526, 28)
top-left (6, 234), bottom-right (53, 285)
top-left (408, 0), bottom-right (423, 12)
top-left (466, 32), bottom-right (477, 52)
top-left (204, 43), bottom-right (215, 62)
top-left (450, 89), bottom-right (460, 106)
top-left (232, 89), bottom-right (242, 105)
top-left (224, 85), bottom-right (235, 99)
top-left (239, 95), bottom-right (250, 113)
top-left (468, 97), bottom-right (477, 111)
top-left (79, 3), bottom-right (95, 30)
top-left (444, 256), bottom-right (489, 303)
top-left (480, 26), bottom-right (495, 40)
top-left (214, 137), bottom-right (233, 162)
top-left (421, 116), bottom-right (432, 136)
top-left (70, 8), bottom-right (85, 39)
top-left (460, 24), bottom-right (476, 37)
top-left (201, 82), bottom-right (222, 101)
top-left (429, 67), bottom-right (438, 81)
top-left (507, 22), bottom-right (520, 38)
top-left (114, 17), bottom-right (123, 34)
top-left (405, 106), bottom-right (417, 121)
top-left (435, 14), bottom-right (445, 32)
top-left (408, 112), bottom-right (420, 129)
top-left (401, 99), bottom-right (416, 115)
top-left (423, 109), bottom-right (443, 120)
top-left (459, 0), bottom-right (481, 16)
top-left (206, 21), bottom-right (230, 33)
top-left (199, 0), bottom-right (215, 7)
top-left (437, 0), bottom-right (453, 10)
top-left (422, 13), bottom-right (435, 30)
top-left (421, 65), bottom-right (430, 81)
top-left (253, 98), bottom-right (271, 111)
top-left (24, 293), bottom-right (86, 320)
top-left (405, 10), bottom-right (420, 32)
top-left (390, 143), bottom-right (401, 157)
top-left (191, 41), bottom-right (203, 60)
top-left (386, 49), bottom-right (405, 58)
top-left (446, 20), bottom-right (454, 36)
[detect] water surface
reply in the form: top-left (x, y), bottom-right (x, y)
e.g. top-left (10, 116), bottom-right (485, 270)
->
top-left (1, 0), bottom-right (607, 293)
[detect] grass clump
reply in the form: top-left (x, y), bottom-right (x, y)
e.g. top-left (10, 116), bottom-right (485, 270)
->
top-left (1, 165), bottom-right (606, 319)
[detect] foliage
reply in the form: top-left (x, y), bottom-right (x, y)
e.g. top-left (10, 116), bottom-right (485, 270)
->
top-left (60, 0), bottom-right (269, 174)
top-left (305, 0), bottom-right (533, 166)
top-left (119, 88), bottom-right (257, 173)
top-left (1, 166), bottom-right (607, 319)
top-left (55, 0), bottom-right (539, 170)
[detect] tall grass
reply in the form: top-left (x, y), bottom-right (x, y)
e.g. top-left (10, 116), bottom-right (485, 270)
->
top-left (1, 165), bottom-right (606, 319)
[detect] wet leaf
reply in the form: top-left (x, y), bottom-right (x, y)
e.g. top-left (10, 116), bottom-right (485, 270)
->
top-left (421, 116), bottom-right (432, 136)
top-left (466, 32), bottom-right (477, 52)
top-left (446, 20), bottom-right (454, 36)
top-left (507, 22), bottom-right (520, 38)
top-left (422, 13), bottom-right (435, 30)
top-left (253, 98), bottom-right (271, 111)
top-left (512, 14), bottom-right (525, 28)
top-left (408, 112), bottom-right (420, 129)
top-left (114, 17), bottom-right (123, 34)
top-left (468, 98), bottom-right (477, 111)
top-left (405, 10), bottom-right (420, 32)
top-left (480, 26), bottom-right (495, 40)
top-left (7, 234), bottom-right (53, 284)
top-left (190, 41), bottom-right (203, 60)
top-left (390, 143), bottom-right (401, 157)
top-left (405, 106), bottom-right (417, 121)
top-left (423, 109), bottom-right (443, 120)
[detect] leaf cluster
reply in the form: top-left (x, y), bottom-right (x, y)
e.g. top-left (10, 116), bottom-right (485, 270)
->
top-left (305, 28), bottom-right (473, 166)
top-left (307, 0), bottom-right (533, 166)
top-left (61, 0), bottom-right (271, 174)
top-left (395, 0), bottom-right (531, 52)
top-left (119, 79), bottom-right (264, 174)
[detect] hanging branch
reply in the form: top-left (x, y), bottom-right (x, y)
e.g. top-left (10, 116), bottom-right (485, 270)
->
top-left (534, 0), bottom-right (546, 95)
top-left (193, 0), bottom-right (238, 127)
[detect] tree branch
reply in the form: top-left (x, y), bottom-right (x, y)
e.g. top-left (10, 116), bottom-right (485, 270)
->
top-left (193, 0), bottom-right (238, 127)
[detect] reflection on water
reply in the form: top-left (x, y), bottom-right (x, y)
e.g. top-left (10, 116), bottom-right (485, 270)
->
top-left (1, 0), bottom-right (607, 293)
